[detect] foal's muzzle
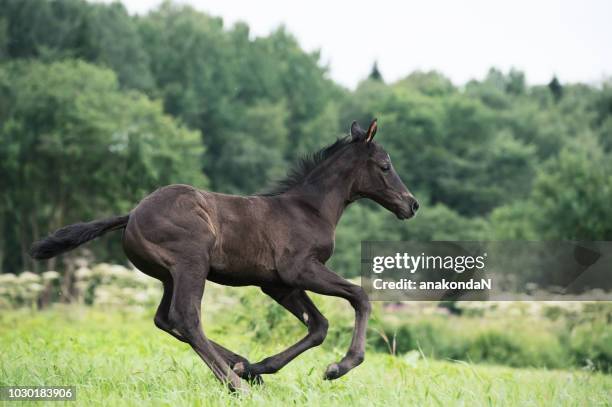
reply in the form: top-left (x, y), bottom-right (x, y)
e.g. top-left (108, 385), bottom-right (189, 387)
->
top-left (396, 194), bottom-right (419, 220)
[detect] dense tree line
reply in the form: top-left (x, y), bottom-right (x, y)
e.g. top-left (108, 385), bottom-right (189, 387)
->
top-left (1, 0), bottom-right (611, 276)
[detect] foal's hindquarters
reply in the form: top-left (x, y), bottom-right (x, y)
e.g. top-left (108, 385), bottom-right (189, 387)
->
top-left (122, 184), bottom-right (249, 392)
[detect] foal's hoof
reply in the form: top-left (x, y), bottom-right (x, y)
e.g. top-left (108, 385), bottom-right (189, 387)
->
top-left (248, 374), bottom-right (264, 386)
top-left (232, 362), bottom-right (264, 385)
top-left (323, 363), bottom-right (341, 380)
top-left (228, 383), bottom-right (250, 396)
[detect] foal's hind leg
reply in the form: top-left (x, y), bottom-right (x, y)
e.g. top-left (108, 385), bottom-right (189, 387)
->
top-left (247, 286), bottom-right (328, 376)
top-left (166, 260), bottom-right (246, 393)
top-left (153, 276), bottom-right (263, 384)
top-left (154, 279), bottom-right (187, 343)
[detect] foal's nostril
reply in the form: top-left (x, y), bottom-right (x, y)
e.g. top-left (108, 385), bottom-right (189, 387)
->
top-left (411, 200), bottom-right (420, 212)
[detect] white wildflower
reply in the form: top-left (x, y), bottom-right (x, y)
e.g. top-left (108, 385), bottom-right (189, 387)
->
top-left (0, 273), bottom-right (18, 284)
top-left (42, 270), bottom-right (60, 281)
top-left (19, 271), bottom-right (40, 283)
top-left (28, 283), bottom-right (44, 293)
top-left (75, 267), bottom-right (93, 280)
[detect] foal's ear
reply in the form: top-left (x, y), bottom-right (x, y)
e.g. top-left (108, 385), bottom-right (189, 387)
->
top-left (350, 121), bottom-right (366, 141)
top-left (365, 119), bottom-right (378, 143)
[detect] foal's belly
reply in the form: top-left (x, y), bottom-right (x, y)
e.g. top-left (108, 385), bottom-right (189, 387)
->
top-left (207, 265), bottom-right (281, 287)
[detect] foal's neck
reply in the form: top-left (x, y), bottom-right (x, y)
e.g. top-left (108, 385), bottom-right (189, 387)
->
top-left (292, 166), bottom-right (356, 227)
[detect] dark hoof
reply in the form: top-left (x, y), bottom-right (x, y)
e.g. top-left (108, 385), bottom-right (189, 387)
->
top-left (248, 373), bottom-right (264, 386)
top-left (324, 363), bottom-right (341, 380)
top-left (228, 383), bottom-right (250, 395)
top-left (233, 362), bottom-right (264, 385)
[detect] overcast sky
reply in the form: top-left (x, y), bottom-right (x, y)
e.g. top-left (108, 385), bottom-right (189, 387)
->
top-left (102, 0), bottom-right (612, 89)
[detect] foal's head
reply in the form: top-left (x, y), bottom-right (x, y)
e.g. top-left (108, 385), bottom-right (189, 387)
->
top-left (344, 119), bottom-right (419, 220)
top-left (262, 119), bottom-right (418, 219)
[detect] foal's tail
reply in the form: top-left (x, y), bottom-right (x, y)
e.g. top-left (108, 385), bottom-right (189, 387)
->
top-left (29, 214), bottom-right (130, 260)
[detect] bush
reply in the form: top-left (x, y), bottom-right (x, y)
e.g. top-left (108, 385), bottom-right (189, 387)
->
top-left (569, 320), bottom-right (612, 373)
top-left (0, 264), bottom-right (161, 311)
top-left (371, 312), bottom-right (571, 370)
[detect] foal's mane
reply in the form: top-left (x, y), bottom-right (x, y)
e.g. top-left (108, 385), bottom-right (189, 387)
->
top-left (259, 135), bottom-right (354, 196)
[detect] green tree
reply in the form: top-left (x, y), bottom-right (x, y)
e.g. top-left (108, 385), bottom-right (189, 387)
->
top-left (368, 61), bottom-right (383, 82)
top-left (0, 0), bottom-right (153, 90)
top-left (342, 77), bottom-right (536, 216)
top-left (394, 70), bottom-right (455, 97)
top-left (531, 136), bottom-right (612, 239)
top-left (137, 4), bottom-right (342, 192)
top-left (491, 135), bottom-right (612, 240)
top-left (548, 76), bottom-right (563, 102)
top-left (0, 60), bottom-right (204, 273)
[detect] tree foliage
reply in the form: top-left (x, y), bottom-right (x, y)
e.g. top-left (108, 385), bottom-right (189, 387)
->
top-left (0, 60), bottom-right (204, 272)
top-left (0, 0), bottom-right (611, 275)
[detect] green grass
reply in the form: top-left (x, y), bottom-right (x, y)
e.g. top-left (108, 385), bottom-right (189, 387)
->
top-left (1, 306), bottom-right (611, 407)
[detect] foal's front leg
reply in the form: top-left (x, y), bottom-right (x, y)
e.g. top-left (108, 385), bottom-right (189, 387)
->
top-left (288, 260), bottom-right (372, 380)
top-left (246, 287), bottom-right (329, 376)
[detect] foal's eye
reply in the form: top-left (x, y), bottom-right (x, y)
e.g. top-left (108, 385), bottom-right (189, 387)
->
top-left (380, 164), bottom-right (391, 172)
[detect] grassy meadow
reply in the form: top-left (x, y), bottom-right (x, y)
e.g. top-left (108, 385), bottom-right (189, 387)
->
top-left (1, 280), bottom-right (611, 406)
